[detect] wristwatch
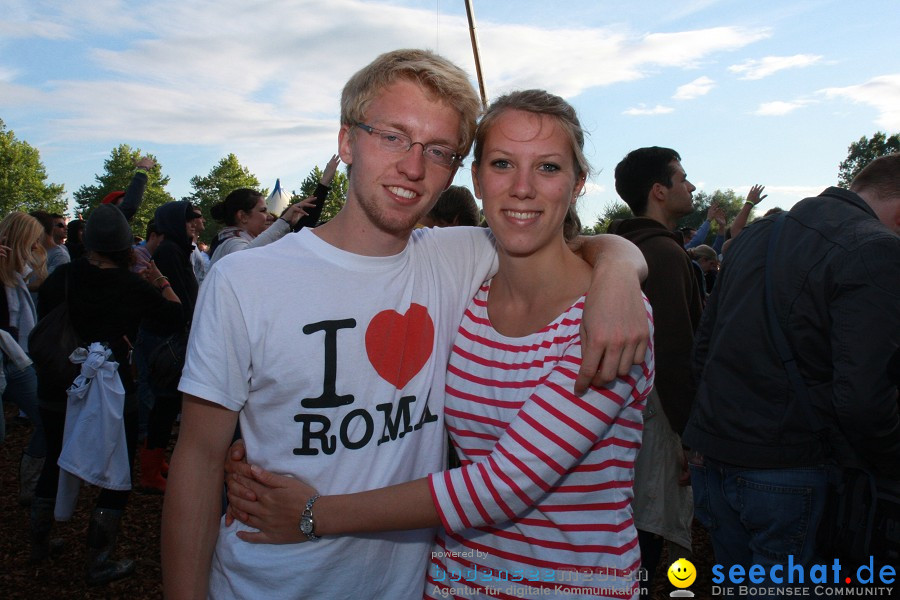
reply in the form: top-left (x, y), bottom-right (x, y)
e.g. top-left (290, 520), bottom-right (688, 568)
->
top-left (299, 494), bottom-right (321, 541)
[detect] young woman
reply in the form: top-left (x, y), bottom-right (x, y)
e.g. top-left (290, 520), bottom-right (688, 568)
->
top-left (226, 91), bottom-right (655, 599)
top-left (0, 212), bottom-right (47, 505)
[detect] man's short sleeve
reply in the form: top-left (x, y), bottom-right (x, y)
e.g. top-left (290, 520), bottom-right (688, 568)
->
top-left (178, 264), bottom-right (253, 410)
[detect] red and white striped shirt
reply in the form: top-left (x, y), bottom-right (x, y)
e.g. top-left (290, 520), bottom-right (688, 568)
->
top-left (426, 282), bottom-right (654, 600)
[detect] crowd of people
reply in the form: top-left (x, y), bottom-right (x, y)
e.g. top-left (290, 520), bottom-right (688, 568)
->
top-left (1, 47), bottom-right (897, 600)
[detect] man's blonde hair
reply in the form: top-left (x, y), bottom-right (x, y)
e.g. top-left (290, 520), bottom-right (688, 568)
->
top-left (341, 49), bottom-right (482, 156)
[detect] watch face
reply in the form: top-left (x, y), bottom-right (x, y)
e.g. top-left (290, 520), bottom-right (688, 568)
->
top-left (300, 515), bottom-right (314, 535)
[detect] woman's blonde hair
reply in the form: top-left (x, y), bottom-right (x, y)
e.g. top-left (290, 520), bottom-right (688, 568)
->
top-left (0, 212), bottom-right (47, 288)
top-left (473, 89), bottom-right (591, 241)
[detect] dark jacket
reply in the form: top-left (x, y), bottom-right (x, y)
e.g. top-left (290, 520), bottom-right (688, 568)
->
top-left (608, 217), bottom-right (703, 434)
top-left (150, 201), bottom-right (198, 326)
top-left (683, 187), bottom-right (900, 477)
top-left (36, 258), bottom-right (184, 407)
top-left (119, 170), bottom-right (149, 223)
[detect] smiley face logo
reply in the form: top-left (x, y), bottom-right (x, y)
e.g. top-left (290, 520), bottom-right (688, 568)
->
top-left (667, 558), bottom-right (696, 588)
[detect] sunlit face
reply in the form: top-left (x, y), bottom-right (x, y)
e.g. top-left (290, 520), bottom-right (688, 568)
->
top-left (472, 109), bottom-right (584, 258)
top-left (52, 218), bottom-right (67, 245)
top-left (664, 160), bottom-right (696, 219)
top-left (338, 79), bottom-right (461, 241)
top-left (240, 196), bottom-right (269, 237)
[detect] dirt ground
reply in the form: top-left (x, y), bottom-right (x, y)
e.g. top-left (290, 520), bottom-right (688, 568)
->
top-left (1, 403), bottom-right (717, 599)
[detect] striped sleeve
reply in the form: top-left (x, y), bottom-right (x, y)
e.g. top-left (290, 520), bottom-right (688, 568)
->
top-left (429, 313), bottom-right (654, 533)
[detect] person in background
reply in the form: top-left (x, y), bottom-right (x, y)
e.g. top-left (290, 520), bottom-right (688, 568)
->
top-left (609, 147), bottom-right (704, 594)
top-left (137, 200), bottom-right (200, 494)
top-left (685, 155), bottom-right (900, 595)
top-left (687, 244), bottom-right (719, 295)
top-left (31, 204), bottom-right (182, 583)
top-left (418, 184), bottom-right (480, 227)
top-left (207, 189), bottom-right (314, 268)
top-left (29, 211), bottom-right (71, 277)
top-left (0, 212), bottom-right (47, 506)
top-left (189, 207), bottom-right (209, 285)
top-left (65, 219), bottom-right (86, 261)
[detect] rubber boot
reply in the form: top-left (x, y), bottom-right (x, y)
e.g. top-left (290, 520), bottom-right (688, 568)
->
top-left (19, 453), bottom-right (45, 507)
top-left (30, 496), bottom-right (62, 563)
top-left (139, 445), bottom-right (167, 494)
top-left (85, 508), bottom-right (135, 585)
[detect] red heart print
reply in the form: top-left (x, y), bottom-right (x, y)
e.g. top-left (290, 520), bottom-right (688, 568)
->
top-left (365, 303), bottom-right (435, 389)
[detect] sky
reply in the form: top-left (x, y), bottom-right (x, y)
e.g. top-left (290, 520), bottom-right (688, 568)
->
top-left (1, 0), bottom-right (898, 225)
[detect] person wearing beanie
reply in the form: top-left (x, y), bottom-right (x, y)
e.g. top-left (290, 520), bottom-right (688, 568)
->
top-left (98, 156), bottom-right (156, 223)
top-left (31, 203), bottom-right (183, 584)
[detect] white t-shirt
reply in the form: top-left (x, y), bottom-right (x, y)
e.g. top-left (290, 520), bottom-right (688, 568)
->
top-left (179, 226), bottom-right (496, 600)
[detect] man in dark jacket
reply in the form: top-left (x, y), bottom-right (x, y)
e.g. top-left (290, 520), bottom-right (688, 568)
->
top-left (684, 154), bottom-right (900, 582)
top-left (609, 146), bottom-right (704, 593)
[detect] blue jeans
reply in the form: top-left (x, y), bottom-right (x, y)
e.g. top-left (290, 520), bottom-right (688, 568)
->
top-left (691, 457), bottom-right (832, 599)
top-left (2, 360), bottom-right (45, 457)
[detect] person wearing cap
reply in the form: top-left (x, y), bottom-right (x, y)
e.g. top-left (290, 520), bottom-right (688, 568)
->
top-left (100, 156), bottom-right (156, 223)
top-left (30, 204), bottom-right (183, 584)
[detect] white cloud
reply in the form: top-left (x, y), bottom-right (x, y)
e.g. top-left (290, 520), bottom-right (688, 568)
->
top-left (820, 74), bottom-right (900, 130)
top-left (728, 54), bottom-right (822, 80)
top-left (674, 76), bottom-right (715, 100)
top-left (754, 100), bottom-right (810, 116)
top-left (623, 104), bottom-right (674, 116)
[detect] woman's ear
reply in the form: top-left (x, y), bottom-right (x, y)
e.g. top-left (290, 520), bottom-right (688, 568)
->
top-left (572, 174), bottom-right (586, 203)
top-left (471, 163), bottom-right (483, 199)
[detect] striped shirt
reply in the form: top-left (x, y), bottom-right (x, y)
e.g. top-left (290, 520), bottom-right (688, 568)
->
top-left (427, 282), bottom-right (655, 600)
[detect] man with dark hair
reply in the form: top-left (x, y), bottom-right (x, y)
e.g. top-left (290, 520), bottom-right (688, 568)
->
top-left (684, 153), bottom-right (900, 587)
top-left (608, 146), bottom-right (704, 592)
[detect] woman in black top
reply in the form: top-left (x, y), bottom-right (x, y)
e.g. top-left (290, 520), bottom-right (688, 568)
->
top-left (31, 205), bottom-right (183, 585)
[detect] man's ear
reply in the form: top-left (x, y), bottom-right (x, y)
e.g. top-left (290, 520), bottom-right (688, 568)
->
top-left (470, 163), bottom-right (483, 199)
top-left (338, 125), bottom-right (353, 167)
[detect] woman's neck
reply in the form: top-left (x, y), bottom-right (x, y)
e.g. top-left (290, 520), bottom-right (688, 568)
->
top-left (487, 241), bottom-right (592, 337)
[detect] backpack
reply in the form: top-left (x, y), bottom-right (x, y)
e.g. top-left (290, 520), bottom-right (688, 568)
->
top-left (28, 273), bottom-right (82, 390)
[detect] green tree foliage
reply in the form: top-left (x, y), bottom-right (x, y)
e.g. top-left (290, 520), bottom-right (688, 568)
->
top-left (188, 154), bottom-right (262, 243)
top-left (0, 118), bottom-right (67, 215)
top-left (589, 189), bottom-right (751, 241)
top-left (837, 131), bottom-right (900, 187)
top-left (72, 144), bottom-right (172, 235)
top-left (676, 189), bottom-right (748, 243)
top-left (295, 165), bottom-right (348, 224)
top-left (589, 200), bottom-right (633, 234)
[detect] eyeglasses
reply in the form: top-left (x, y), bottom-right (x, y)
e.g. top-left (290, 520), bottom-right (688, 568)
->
top-left (356, 123), bottom-right (461, 169)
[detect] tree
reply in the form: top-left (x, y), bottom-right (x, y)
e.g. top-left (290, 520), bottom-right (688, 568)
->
top-left (676, 189), bottom-right (748, 243)
top-left (188, 154), bottom-right (262, 243)
top-left (837, 131), bottom-right (900, 187)
top-left (0, 118), bottom-right (67, 215)
top-left (589, 189), bottom-right (752, 242)
top-left (72, 144), bottom-right (172, 235)
top-left (589, 200), bottom-right (633, 234)
top-left (294, 165), bottom-right (348, 224)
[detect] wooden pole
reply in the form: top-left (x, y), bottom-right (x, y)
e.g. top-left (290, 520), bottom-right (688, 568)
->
top-left (464, 0), bottom-right (488, 110)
